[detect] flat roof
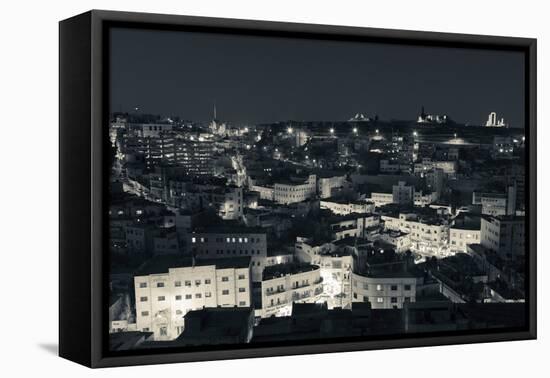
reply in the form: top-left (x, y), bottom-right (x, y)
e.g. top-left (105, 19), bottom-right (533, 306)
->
top-left (136, 256), bottom-right (251, 276)
top-left (263, 262), bottom-right (319, 280)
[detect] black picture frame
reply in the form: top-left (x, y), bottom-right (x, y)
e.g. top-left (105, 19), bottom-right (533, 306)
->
top-left (59, 9), bottom-right (537, 368)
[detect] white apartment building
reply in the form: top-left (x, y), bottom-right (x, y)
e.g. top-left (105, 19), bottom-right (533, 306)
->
top-left (393, 181), bottom-right (414, 205)
top-left (472, 186), bottom-right (516, 217)
top-left (273, 175), bottom-right (317, 205)
top-left (382, 212), bottom-right (448, 256)
top-left (330, 214), bottom-right (381, 240)
top-left (187, 227), bottom-right (267, 281)
top-left (373, 229), bottom-right (411, 252)
top-left (317, 175), bottom-right (347, 199)
top-left (134, 257), bottom-right (252, 341)
top-left (320, 199), bottom-right (375, 215)
top-left (370, 192), bottom-right (394, 207)
top-left (317, 251), bottom-right (353, 309)
top-left (210, 186), bottom-right (243, 220)
top-left (414, 159), bottom-right (457, 176)
top-left (261, 263), bottom-right (324, 317)
top-left (250, 184), bottom-right (275, 201)
top-left (295, 237), bottom-right (336, 265)
top-left (414, 190), bottom-right (439, 207)
top-left (351, 272), bottom-right (417, 309)
top-left (480, 215), bottom-right (525, 260)
top-left (449, 227), bottom-right (480, 253)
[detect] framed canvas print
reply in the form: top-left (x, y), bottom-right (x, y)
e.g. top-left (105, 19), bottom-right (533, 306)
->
top-left (59, 10), bottom-right (536, 368)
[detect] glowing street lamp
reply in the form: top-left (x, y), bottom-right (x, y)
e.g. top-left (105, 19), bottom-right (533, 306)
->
top-left (353, 127), bottom-right (358, 134)
top-left (454, 133), bottom-right (457, 139)
top-left (413, 131), bottom-right (418, 137)
top-left (287, 127), bottom-right (293, 134)
top-left (375, 129), bottom-right (379, 134)
top-left (330, 128), bottom-right (335, 134)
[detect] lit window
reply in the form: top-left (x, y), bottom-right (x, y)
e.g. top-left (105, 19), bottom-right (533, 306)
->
top-left (191, 237), bottom-right (196, 243)
top-left (226, 237), bottom-right (231, 243)
top-left (377, 297), bottom-right (384, 303)
top-left (376, 285), bottom-right (383, 291)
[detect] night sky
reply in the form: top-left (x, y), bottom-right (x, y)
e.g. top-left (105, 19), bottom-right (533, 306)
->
top-left (110, 27), bottom-right (525, 128)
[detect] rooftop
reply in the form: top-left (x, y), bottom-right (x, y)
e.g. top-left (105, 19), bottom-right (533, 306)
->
top-left (262, 262), bottom-right (319, 281)
top-left (136, 255), bottom-right (251, 276)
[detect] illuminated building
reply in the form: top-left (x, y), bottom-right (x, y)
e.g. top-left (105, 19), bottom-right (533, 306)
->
top-left (187, 226), bottom-right (267, 281)
top-left (134, 256), bottom-right (252, 341)
top-left (261, 262), bottom-right (324, 318)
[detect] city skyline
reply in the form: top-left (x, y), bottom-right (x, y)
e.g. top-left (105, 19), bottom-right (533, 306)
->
top-left (110, 28), bottom-right (525, 127)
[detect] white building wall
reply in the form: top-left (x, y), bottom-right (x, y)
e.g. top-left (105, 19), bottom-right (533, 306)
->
top-left (351, 274), bottom-right (417, 309)
top-left (134, 264), bottom-right (251, 340)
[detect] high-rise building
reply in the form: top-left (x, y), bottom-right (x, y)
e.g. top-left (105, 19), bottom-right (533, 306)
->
top-left (174, 138), bottom-right (214, 176)
top-left (480, 215), bottom-right (525, 260)
top-left (392, 181), bottom-right (414, 205)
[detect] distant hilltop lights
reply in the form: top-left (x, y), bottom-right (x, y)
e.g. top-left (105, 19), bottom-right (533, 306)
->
top-left (485, 112), bottom-right (507, 128)
top-left (349, 113), bottom-right (371, 122)
top-left (416, 106), bottom-right (448, 124)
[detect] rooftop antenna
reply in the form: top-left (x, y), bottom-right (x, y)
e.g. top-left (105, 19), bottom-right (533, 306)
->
top-left (213, 101), bottom-right (217, 120)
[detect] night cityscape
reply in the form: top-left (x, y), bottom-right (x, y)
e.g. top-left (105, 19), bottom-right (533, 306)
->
top-left (107, 28), bottom-right (527, 351)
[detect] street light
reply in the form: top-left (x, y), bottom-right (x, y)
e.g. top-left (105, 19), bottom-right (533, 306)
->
top-left (353, 127), bottom-right (358, 134)
top-left (330, 128), bottom-right (335, 134)
top-left (287, 127), bottom-right (293, 134)
top-left (375, 129), bottom-right (379, 134)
